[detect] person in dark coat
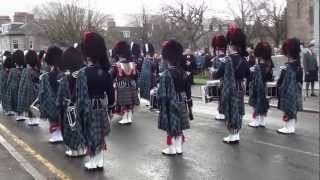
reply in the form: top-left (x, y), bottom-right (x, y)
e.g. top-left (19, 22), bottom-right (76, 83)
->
top-left (212, 24), bottom-right (250, 144)
top-left (38, 46), bottom-right (64, 143)
top-left (56, 47), bottom-right (86, 157)
top-left (158, 40), bottom-right (190, 156)
top-left (113, 41), bottom-right (139, 125)
top-left (17, 50), bottom-right (41, 125)
top-left (3, 50), bottom-right (25, 117)
top-left (210, 33), bottom-right (227, 121)
top-left (277, 38), bottom-right (303, 134)
top-left (248, 42), bottom-right (274, 128)
top-left (303, 41), bottom-right (318, 96)
top-left (79, 32), bottom-right (115, 170)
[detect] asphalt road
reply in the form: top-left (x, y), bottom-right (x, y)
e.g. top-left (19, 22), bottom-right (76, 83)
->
top-left (0, 100), bottom-right (318, 180)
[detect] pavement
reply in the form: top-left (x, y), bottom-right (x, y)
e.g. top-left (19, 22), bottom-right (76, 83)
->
top-left (0, 100), bottom-right (318, 180)
top-left (191, 84), bottom-right (320, 113)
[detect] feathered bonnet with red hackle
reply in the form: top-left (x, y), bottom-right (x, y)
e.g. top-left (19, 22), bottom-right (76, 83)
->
top-left (113, 40), bottom-right (131, 60)
top-left (281, 38), bottom-right (301, 59)
top-left (81, 31), bottom-right (109, 67)
top-left (161, 40), bottom-right (183, 66)
top-left (226, 23), bottom-right (248, 57)
top-left (212, 33), bottom-right (227, 50)
top-left (254, 41), bottom-right (272, 60)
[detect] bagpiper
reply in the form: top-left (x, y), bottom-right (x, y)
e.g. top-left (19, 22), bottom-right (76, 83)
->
top-left (56, 47), bottom-right (87, 157)
top-left (3, 50), bottom-right (25, 117)
top-left (212, 24), bottom-right (250, 144)
top-left (248, 42), bottom-right (274, 128)
top-left (112, 41), bottom-right (140, 125)
top-left (78, 32), bottom-right (115, 170)
top-left (17, 50), bottom-right (41, 125)
top-left (158, 40), bottom-right (190, 155)
top-left (277, 38), bottom-right (303, 134)
top-left (0, 53), bottom-right (14, 112)
top-left (38, 46), bottom-right (64, 143)
top-left (139, 43), bottom-right (159, 103)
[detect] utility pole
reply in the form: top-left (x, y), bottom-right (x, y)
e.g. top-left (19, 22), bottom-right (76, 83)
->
top-left (315, 0), bottom-right (319, 64)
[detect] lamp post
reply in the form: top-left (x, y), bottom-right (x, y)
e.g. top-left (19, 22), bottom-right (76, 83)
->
top-left (315, 0), bottom-right (319, 64)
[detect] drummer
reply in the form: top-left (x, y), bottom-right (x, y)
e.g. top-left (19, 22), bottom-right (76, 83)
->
top-left (248, 42), bottom-right (274, 128)
top-left (210, 33), bottom-right (227, 120)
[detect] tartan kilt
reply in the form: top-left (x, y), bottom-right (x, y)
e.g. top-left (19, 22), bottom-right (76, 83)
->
top-left (304, 69), bottom-right (318, 82)
top-left (0, 70), bottom-right (8, 103)
top-left (17, 69), bottom-right (39, 114)
top-left (116, 87), bottom-right (140, 106)
top-left (61, 114), bottom-right (86, 150)
top-left (3, 69), bottom-right (22, 112)
top-left (82, 108), bottom-right (110, 155)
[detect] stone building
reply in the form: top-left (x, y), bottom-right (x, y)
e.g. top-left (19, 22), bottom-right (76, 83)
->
top-left (0, 13), bottom-right (49, 52)
top-left (287, 0), bottom-right (315, 43)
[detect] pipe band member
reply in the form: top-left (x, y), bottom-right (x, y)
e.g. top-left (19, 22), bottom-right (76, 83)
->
top-left (248, 42), bottom-right (274, 128)
top-left (39, 46), bottom-right (64, 143)
top-left (212, 24), bottom-right (250, 144)
top-left (112, 41), bottom-right (140, 125)
top-left (139, 43), bottom-right (159, 102)
top-left (277, 38), bottom-right (303, 134)
top-left (0, 53), bottom-right (13, 112)
top-left (56, 47), bottom-right (87, 157)
top-left (158, 40), bottom-right (190, 156)
top-left (17, 50), bottom-right (41, 125)
top-left (211, 33), bottom-right (227, 121)
top-left (79, 32), bottom-right (115, 170)
top-left (4, 50), bottom-right (25, 117)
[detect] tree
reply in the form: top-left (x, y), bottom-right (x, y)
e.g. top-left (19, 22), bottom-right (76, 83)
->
top-left (161, 1), bottom-right (209, 50)
top-left (260, 1), bottom-right (287, 47)
top-left (129, 6), bottom-right (151, 45)
top-left (33, 0), bottom-right (109, 46)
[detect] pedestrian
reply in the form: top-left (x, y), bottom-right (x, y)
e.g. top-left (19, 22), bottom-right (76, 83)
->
top-left (158, 40), bottom-right (190, 155)
top-left (3, 50), bottom-right (25, 117)
top-left (212, 24), bottom-right (250, 144)
top-left (38, 46), bottom-right (64, 143)
top-left (112, 41), bottom-right (139, 125)
top-left (139, 43), bottom-right (158, 102)
top-left (56, 47), bottom-right (87, 157)
top-left (277, 38), bottom-right (303, 134)
top-left (210, 33), bottom-right (227, 121)
top-left (78, 32), bottom-right (115, 170)
top-left (303, 40), bottom-right (318, 96)
top-left (0, 54), bottom-right (14, 112)
top-left (16, 50), bottom-right (41, 125)
top-left (248, 42), bottom-right (274, 128)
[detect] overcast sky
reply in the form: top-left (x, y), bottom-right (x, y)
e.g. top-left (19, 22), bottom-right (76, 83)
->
top-left (0, 0), bottom-right (286, 25)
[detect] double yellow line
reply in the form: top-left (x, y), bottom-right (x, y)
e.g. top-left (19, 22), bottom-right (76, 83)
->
top-left (0, 123), bottom-right (70, 180)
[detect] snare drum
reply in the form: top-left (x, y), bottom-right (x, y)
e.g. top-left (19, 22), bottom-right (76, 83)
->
top-left (266, 81), bottom-right (278, 98)
top-left (201, 80), bottom-right (221, 103)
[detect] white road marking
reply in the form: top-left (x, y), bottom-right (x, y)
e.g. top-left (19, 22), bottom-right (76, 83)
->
top-left (253, 139), bottom-right (319, 158)
top-left (0, 134), bottom-right (46, 180)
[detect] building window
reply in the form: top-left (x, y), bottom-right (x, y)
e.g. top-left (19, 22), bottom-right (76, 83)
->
top-left (309, 6), bottom-right (314, 25)
top-left (297, 2), bottom-right (301, 19)
top-left (29, 40), bottom-right (33, 49)
top-left (122, 31), bottom-right (130, 38)
top-left (12, 40), bottom-right (18, 49)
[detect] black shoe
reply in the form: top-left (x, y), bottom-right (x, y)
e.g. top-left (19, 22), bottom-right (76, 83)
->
top-left (311, 93), bottom-right (317, 97)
